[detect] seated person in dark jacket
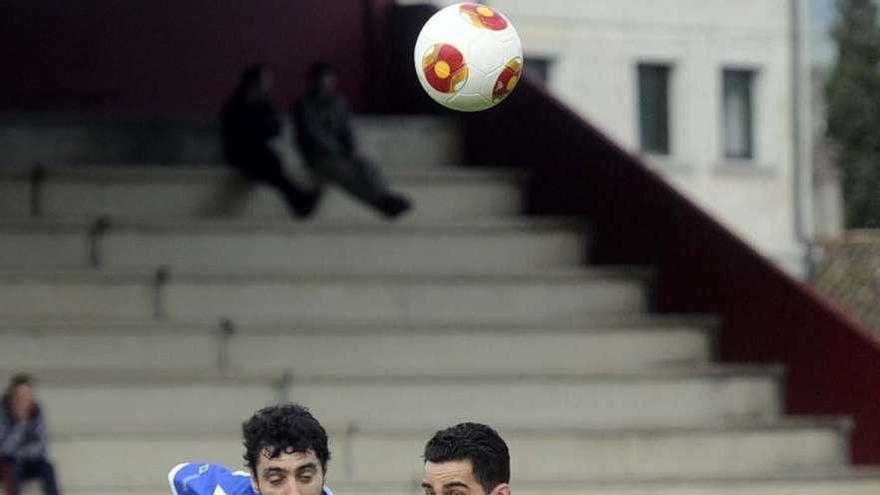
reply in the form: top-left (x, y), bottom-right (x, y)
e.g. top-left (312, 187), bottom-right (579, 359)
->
top-left (0, 375), bottom-right (60, 495)
top-left (221, 64), bottom-right (317, 218)
top-left (292, 62), bottom-right (412, 219)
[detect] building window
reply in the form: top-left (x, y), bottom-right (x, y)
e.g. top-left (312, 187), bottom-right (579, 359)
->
top-left (723, 69), bottom-right (756, 160)
top-left (637, 63), bottom-right (672, 155)
top-left (524, 56), bottom-right (553, 85)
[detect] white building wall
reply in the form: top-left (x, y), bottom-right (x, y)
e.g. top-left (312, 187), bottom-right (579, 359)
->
top-left (402, 0), bottom-right (807, 275)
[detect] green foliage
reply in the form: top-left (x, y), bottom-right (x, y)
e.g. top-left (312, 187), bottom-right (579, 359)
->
top-left (826, 0), bottom-right (880, 227)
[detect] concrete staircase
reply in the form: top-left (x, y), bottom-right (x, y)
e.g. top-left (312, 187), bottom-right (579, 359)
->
top-left (2, 116), bottom-right (879, 495)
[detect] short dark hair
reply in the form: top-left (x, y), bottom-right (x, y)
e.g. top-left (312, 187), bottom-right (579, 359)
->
top-left (423, 423), bottom-right (510, 492)
top-left (7, 374), bottom-right (32, 392)
top-left (241, 63), bottom-right (269, 86)
top-left (309, 61), bottom-right (336, 82)
top-left (242, 404), bottom-right (330, 474)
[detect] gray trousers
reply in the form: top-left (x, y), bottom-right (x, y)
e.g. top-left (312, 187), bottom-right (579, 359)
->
top-left (306, 153), bottom-right (392, 209)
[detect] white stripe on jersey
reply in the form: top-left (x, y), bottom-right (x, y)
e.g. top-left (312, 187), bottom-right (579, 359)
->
top-left (168, 463), bottom-right (189, 495)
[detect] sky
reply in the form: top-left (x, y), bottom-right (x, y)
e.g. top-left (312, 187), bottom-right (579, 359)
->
top-left (810, 0), bottom-right (836, 65)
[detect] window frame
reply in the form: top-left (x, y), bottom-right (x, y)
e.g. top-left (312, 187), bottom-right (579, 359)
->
top-left (523, 55), bottom-right (555, 86)
top-left (720, 66), bottom-right (760, 162)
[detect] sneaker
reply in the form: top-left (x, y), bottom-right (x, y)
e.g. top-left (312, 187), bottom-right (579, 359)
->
top-left (289, 190), bottom-right (321, 219)
top-left (376, 193), bottom-right (413, 220)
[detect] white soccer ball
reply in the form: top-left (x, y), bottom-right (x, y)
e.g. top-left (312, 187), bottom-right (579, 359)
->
top-left (414, 3), bottom-right (523, 112)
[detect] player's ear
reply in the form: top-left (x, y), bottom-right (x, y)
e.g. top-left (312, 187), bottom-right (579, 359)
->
top-left (490, 483), bottom-right (510, 495)
top-left (250, 471), bottom-right (261, 494)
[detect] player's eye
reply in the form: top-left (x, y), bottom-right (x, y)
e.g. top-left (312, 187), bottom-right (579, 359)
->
top-left (296, 468), bottom-right (315, 483)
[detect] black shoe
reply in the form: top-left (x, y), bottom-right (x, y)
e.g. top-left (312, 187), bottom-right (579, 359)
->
top-left (376, 193), bottom-right (412, 220)
top-left (289, 191), bottom-right (321, 219)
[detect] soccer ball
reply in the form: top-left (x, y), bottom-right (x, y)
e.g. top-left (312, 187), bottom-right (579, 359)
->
top-left (414, 3), bottom-right (523, 112)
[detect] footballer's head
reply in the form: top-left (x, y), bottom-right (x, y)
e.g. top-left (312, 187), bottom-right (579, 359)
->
top-left (240, 63), bottom-right (274, 97)
top-left (422, 422), bottom-right (511, 495)
top-left (308, 61), bottom-right (339, 96)
top-left (242, 404), bottom-right (330, 495)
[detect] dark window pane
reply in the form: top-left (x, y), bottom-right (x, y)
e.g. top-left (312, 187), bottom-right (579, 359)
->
top-left (723, 69), bottom-right (755, 159)
top-left (524, 57), bottom-right (553, 85)
top-left (638, 64), bottom-right (671, 155)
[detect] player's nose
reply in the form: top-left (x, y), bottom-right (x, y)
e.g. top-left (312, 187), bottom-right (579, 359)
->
top-left (283, 484), bottom-right (302, 495)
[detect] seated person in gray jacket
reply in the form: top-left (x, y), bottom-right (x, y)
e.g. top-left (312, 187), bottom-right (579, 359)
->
top-left (0, 375), bottom-right (60, 495)
top-left (292, 62), bottom-right (412, 220)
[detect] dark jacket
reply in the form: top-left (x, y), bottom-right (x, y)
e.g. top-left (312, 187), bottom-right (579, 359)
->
top-left (291, 91), bottom-right (355, 160)
top-left (0, 394), bottom-right (48, 460)
top-left (220, 93), bottom-right (282, 167)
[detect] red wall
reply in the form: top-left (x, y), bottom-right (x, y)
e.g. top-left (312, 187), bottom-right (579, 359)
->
top-left (0, 0), bottom-right (391, 115)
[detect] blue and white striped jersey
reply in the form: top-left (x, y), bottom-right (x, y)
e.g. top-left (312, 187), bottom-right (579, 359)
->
top-left (169, 463), bottom-right (334, 495)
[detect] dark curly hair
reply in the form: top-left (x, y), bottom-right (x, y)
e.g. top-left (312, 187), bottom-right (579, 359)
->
top-left (423, 422), bottom-right (510, 492)
top-left (242, 404), bottom-right (330, 473)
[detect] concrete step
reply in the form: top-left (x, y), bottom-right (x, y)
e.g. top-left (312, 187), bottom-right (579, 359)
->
top-left (0, 219), bottom-right (587, 274)
top-left (0, 115), bottom-right (462, 168)
top-left (0, 269), bottom-right (650, 323)
top-left (0, 317), bottom-right (715, 374)
top-left (45, 420), bottom-right (849, 488)
top-left (28, 367), bottom-right (781, 433)
top-left (325, 473), bottom-right (880, 495)
top-left (501, 473), bottom-right (880, 495)
top-left (0, 166), bottom-right (523, 221)
top-left (0, 167), bottom-right (30, 217)
top-left (47, 475), bottom-right (880, 495)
